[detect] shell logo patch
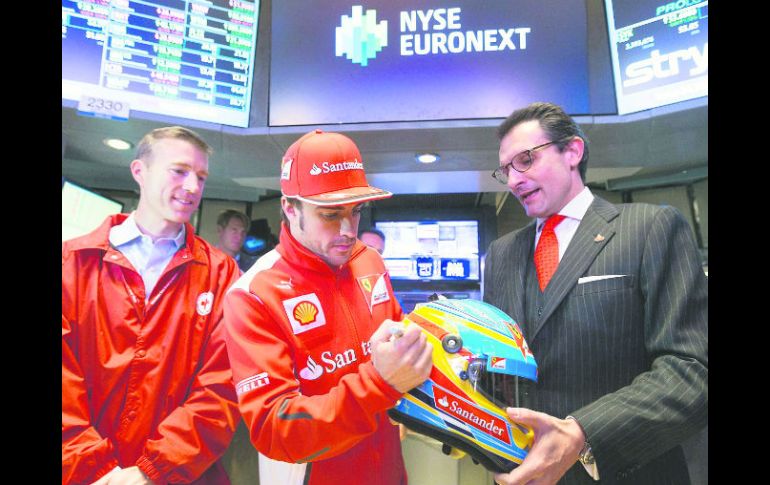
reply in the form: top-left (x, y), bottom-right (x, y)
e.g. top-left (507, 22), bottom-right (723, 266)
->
top-left (283, 293), bottom-right (326, 334)
top-left (293, 301), bottom-right (319, 325)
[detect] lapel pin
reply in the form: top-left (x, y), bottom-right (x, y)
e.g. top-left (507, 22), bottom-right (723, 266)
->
top-left (594, 234), bottom-right (605, 242)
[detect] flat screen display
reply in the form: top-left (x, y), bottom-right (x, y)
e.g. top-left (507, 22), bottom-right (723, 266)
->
top-left (604, 0), bottom-right (708, 114)
top-left (62, 0), bottom-right (261, 127)
top-left (62, 180), bottom-right (124, 241)
top-left (375, 220), bottom-right (479, 281)
top-left (270, 0), bottom-right (590, 125)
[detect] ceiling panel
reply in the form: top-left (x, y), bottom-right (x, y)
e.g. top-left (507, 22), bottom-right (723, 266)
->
top-left (62, 98), bottom-right (707, 204)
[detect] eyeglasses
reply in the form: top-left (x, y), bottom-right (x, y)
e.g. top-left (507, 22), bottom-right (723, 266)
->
top-left (491, 138), bottom-right (572, 184)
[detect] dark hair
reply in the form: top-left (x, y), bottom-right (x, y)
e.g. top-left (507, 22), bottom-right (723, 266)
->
top-left (359, 227), bottom-right (385, 242)
top-left (280, 198), bottom-right (303, 227)
top-left (217, 209), bottom-right (250, 232)
top-left (497, 102), bottom-right (589, 181)
top-left (135, 126), bottom-right (213, 163)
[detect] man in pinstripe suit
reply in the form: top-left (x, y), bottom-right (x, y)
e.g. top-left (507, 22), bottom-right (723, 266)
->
top-left (483, 102), bottom-right (707, 484)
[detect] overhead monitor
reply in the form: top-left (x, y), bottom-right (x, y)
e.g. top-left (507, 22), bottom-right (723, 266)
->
top-left (62, 0), bottom-right (261, 127)
top-left (62, 180), bottom-right (124, 241)
top-left (270, 0), bottom-right (590, 125)
top-left (604, 0), bottom-right (708, 114)
top-left (374, 220), bottom-right (480, 282)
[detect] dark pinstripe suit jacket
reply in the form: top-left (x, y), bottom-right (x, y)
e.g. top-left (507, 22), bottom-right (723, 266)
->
top-left (483, 197), bottom-right (708, 484)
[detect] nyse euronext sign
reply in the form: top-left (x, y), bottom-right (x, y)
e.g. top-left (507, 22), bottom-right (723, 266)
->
top-left (336, 5), bottom-right (531, 66)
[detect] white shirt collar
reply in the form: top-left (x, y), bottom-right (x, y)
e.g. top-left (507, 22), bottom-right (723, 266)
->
top-left (109, 212), bottom-right (186, 248)
top-left (536, 187), bottom-right (594, 232)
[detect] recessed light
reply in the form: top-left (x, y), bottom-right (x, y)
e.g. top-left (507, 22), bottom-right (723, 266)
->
top-left (103, 138), bottom-right (133, 150)
top-left (416, 153), bottom-right (439, 164)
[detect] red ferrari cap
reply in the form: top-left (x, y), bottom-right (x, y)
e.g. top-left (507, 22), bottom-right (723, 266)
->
top-left (280, 130), bottom-right (392, 206)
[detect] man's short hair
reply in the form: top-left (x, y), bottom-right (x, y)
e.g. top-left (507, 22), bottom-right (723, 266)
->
top-left (217, 210), bottom-right (251, 232)
top-left (497, 102), bottom-right (590, 182)
top-left (135, 126), bottom-right (213, 163)
top-left (359, 227), bottom-right (385, 242)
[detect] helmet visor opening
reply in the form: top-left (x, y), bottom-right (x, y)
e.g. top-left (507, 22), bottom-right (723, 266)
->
top-left (469, 357), bottom-right (533, 410)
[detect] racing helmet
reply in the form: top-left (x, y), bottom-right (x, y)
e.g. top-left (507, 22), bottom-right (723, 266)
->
top-left (387, 296), bottom-right (537, 473)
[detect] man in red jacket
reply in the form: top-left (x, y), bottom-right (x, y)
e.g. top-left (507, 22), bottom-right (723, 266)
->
top-left (62, 126), bottom-right (240, 484)
top-left (223, 130), bottom-right (433, 485)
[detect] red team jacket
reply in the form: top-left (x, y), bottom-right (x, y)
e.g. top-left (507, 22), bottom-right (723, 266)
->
top-left (223, 226), bottom-right (407, 485)
top-left (62, 214), bottom-right (241, 485)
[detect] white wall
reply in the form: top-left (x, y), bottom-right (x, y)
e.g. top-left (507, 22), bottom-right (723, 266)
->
top-left (102, 190), bottom-right (139, 213)
top-left (630, 185), bottom-right (696, 238)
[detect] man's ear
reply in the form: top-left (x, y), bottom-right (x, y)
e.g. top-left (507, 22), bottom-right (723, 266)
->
top-left (281, 197), bottom-right (297, 219)
top-left (565, 137), bottom-right (584, 170)
top-left (129, 159), bottom-right (146, 186)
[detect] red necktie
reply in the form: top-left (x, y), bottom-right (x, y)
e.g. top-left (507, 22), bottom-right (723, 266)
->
top-left (534, 214), bottom-right (566, 291)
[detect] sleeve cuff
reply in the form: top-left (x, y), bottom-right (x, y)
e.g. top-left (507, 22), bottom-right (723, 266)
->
top-left (566, 415), bottom-right (600, 481)
top-left (359, 361), bottom-right (404, 404)
top-left (136, 455), bottom-right (163, 483)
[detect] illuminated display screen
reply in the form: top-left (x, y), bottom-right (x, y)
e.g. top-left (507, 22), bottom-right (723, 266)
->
top-left (604, 0), bottom-right (708, 114)
top-left (375, 220), bottom-right (480, 281)
top-left (270, 0), bottom-right (590, 125)
top-left (62, 0), bottom-right (260, 127)
top-left (62, 180), bottom-right (124, 241)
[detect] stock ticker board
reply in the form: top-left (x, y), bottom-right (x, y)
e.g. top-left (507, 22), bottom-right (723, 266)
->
top-left (606, 0), bottom-right (708, 114)
top-left (62, 0), bottom-right (260, 127)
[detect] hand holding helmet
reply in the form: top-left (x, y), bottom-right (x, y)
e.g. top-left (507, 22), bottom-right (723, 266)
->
top-left (492, 408), bottom-right (585, 485)
top-left (370, 319), bottom-right (434, 393)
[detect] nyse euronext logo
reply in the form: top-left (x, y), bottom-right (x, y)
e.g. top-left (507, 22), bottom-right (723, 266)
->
top-left (335, 6), bottom-right (388, 67)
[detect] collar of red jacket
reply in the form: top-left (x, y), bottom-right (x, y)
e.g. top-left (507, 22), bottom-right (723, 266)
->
top-left (65, 213), bottom-right (206, 264)
top-left (277, 222), bottom-right (366, 275)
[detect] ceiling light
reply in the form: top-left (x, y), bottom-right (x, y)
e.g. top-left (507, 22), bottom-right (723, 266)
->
top-left (416, 153), bottom-right (439, 164)
top-left (103, 138), bottom-right (133, 150)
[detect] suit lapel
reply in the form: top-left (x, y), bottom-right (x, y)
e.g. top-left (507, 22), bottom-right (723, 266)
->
top-left (506, 223), bottom-right (535, 327)
top-left (531, 197), bottom-right (619, 339)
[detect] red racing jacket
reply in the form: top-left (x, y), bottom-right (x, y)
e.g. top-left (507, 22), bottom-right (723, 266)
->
top-left (223, 225), bottom-right (407, 485)
top-left (62, 214), bottom-right (241, 485)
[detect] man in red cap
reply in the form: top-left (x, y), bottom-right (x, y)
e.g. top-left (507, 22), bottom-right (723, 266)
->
top-left (223, 130), bottom-right (433, 485)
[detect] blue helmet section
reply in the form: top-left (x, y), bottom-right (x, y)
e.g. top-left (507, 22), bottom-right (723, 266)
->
top-left (422, 299), bottom-right (537, 381)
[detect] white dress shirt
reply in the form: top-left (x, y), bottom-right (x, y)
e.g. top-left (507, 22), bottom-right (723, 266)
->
top-left (108, 213), bottom-right (186, 299)
top-left (534, 187), bottom-right (595, 260)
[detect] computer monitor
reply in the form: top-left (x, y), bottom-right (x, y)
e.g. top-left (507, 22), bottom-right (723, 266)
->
top-left (374, 220), bottom-right (480, 282)
top-left (62, 179), bottom-right (124, 241)
top-left (62, 0), bottom-right (261, 127)
top-left (604, 0), bottom-right (708, 114)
